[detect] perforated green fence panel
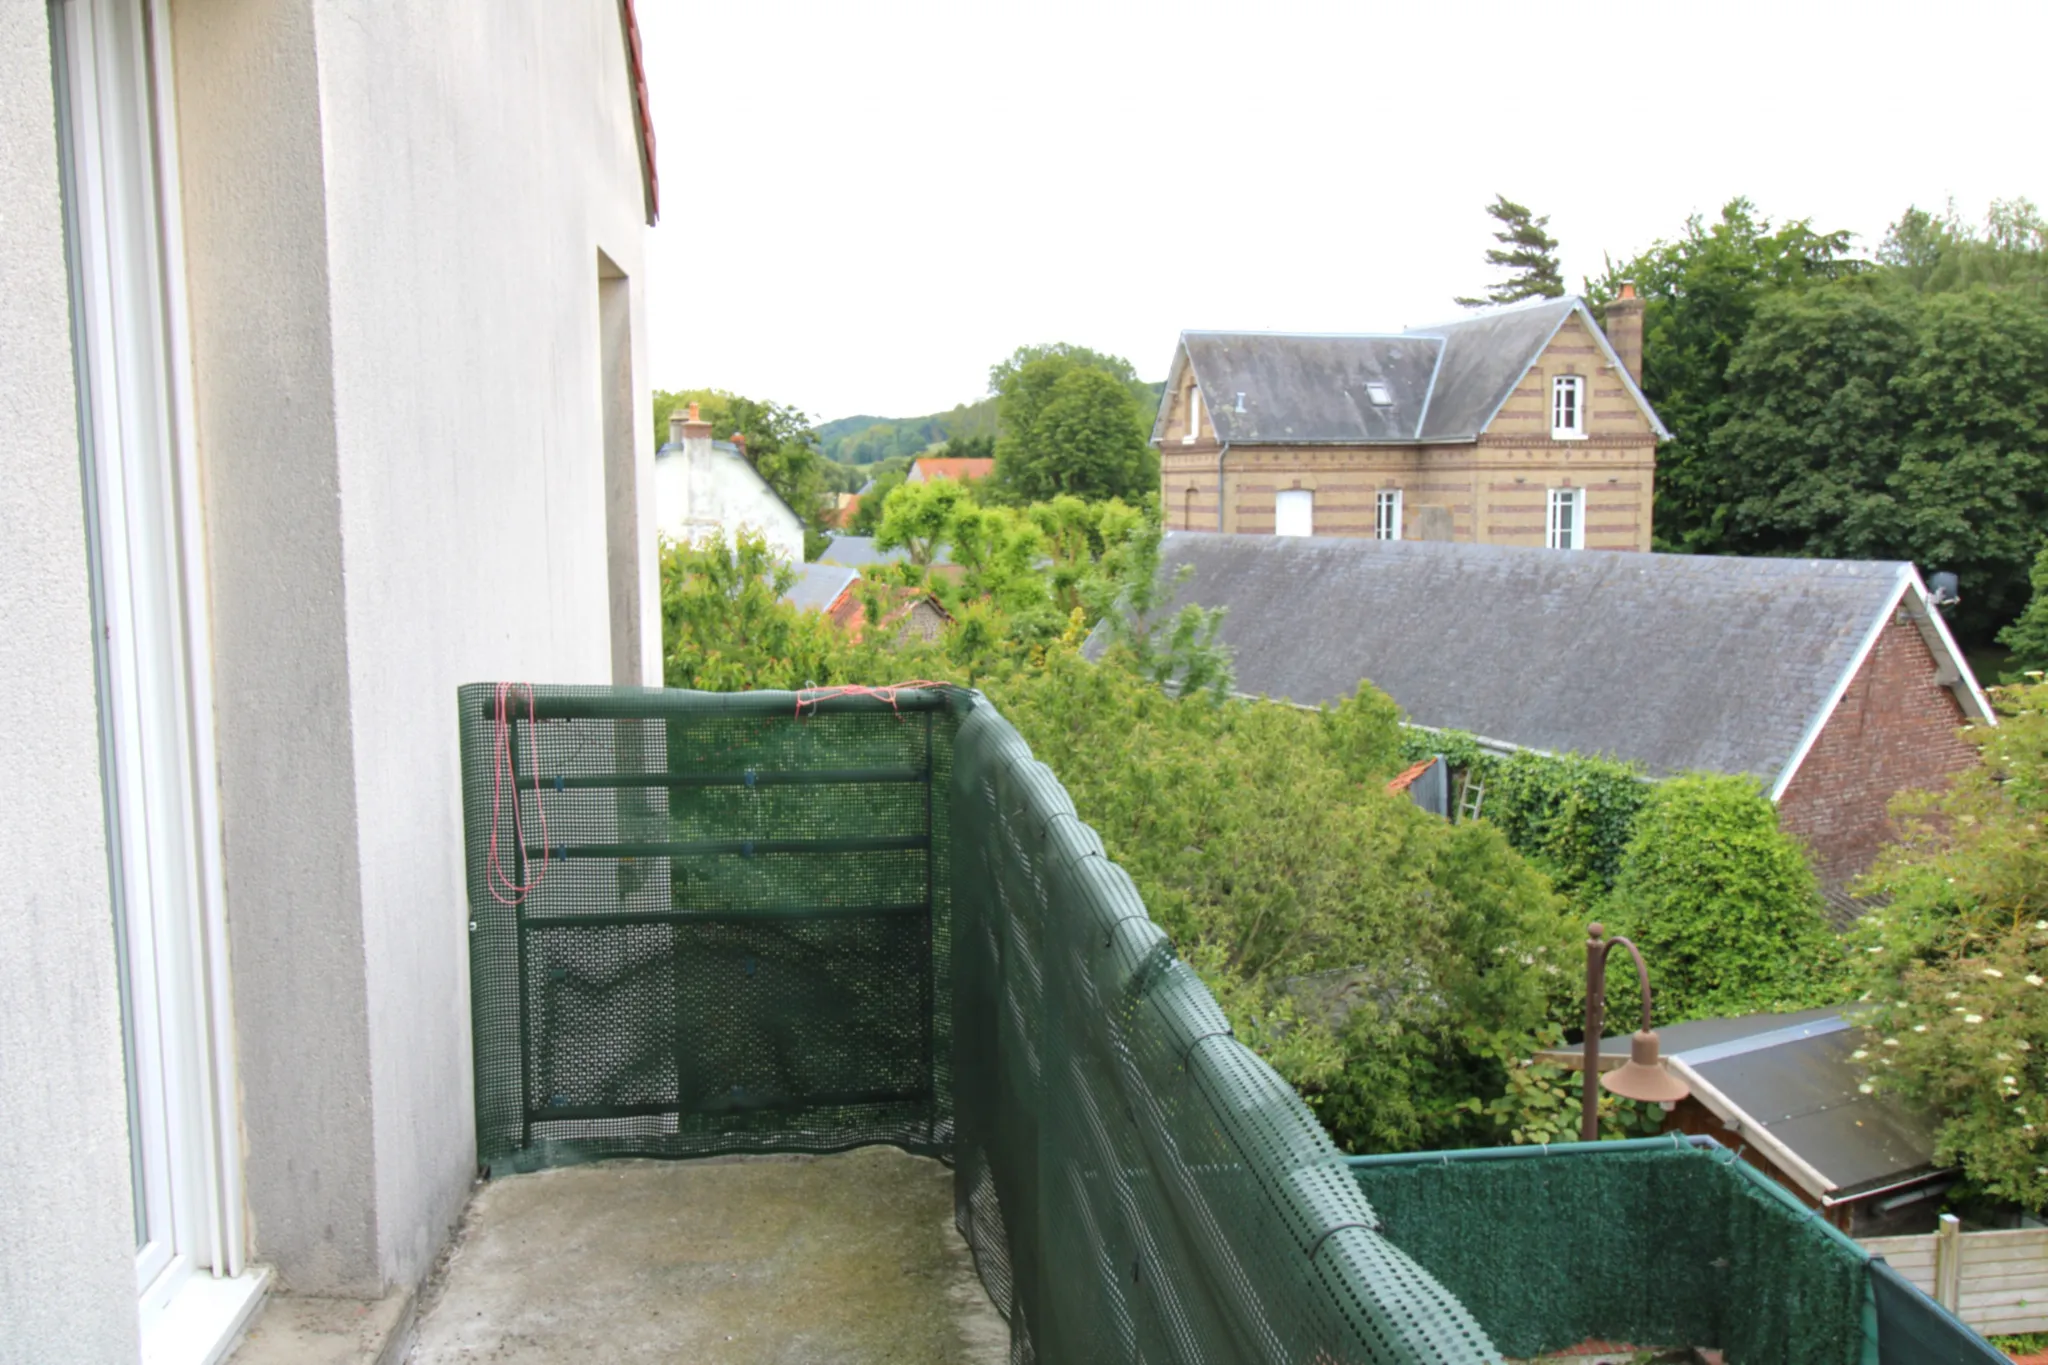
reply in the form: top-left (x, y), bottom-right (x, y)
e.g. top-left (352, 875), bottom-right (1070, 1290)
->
top-left (1349, 1139), bottom-right (1879, 1365)
top-left (458, 684), bottom-right (954, 1169)
top-left (458, 683), bottom-right (1503, 1364)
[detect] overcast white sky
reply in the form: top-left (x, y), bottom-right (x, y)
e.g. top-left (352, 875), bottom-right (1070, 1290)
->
top-left (637, 1), bottom-right (2047, 425)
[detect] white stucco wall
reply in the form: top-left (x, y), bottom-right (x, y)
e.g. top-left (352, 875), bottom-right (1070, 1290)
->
top-left (170, 0), bottom-right (656, 1297)
top-left (0, 4), bottom-right (146, 1360)
top-left (655, 437), bottom-right (808, 563)
top-left (313, 0), bottom-right (655, 1290)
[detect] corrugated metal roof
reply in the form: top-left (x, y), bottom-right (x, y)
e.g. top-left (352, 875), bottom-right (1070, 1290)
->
top-left (1130, 533), bottom-right (1913, 780)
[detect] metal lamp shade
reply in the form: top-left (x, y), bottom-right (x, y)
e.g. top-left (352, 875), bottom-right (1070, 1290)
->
top-left (1600, 1030), bottom-right (1690, 1106)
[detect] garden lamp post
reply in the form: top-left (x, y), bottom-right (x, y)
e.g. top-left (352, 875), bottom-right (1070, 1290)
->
top-left (1581, 922), bottom-right (1690, 1142)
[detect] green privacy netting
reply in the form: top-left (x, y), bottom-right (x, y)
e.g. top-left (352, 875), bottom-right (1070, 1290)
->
top-left (1349, 1139), bottom-right (1878, 1365)
top-left (458, 682), bottom-right (1496, 1363)
top-left (457, 682), bottom-right (1990, 1365)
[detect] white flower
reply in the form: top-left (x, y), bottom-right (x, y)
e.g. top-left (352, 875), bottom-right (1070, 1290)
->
top-left (1851, 1049), bottom-right (1870, 1061)
top-left (1519, 954), bottom-right (1534, 966)
top-left (2005, 1076), bottom-right (2018, 1085)
top-left (1983, 968), bottom-right (2005, 979)
top-left (2027, 975), bottom-right (2044, 987)
top-left (2037, 921), bottom-right (2048, 931)
top-left (1998, 1054), bottom-right (2013, 1062)
top-left (1883, 1037), bottom-right (1900, 1047)
top-left (1966, 1014), bottom-right (1985, 1024)
top-left (1858, 1082), bottom-right (1875, 1094)
top-left (1914, 1025), bottom-right (1929, 1033)
top-left (1948, 991), bottom-right (1963, 1000)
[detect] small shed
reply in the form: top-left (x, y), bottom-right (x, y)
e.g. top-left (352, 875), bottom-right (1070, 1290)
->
top-left (1544, 1007), bottom-right (1952, 1236)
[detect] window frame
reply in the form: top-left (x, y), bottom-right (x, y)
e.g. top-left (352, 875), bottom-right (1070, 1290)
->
top-left (1182, 385), bottom-right (1203, 444)
top-left (1274, 488), bottom-right (1314, 538)
top-left (1546, 487), bottom-right (1586, 550)
top-left (1551, 374), bottom-right (1586, 439)
top-left (1375, 488), bottom-right (1402, 541)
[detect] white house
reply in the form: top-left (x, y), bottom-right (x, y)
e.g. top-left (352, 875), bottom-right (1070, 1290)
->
top-left (654, 403), bottom-right (808, 562)
top-left (1, 2), bottom-right (658, 1360)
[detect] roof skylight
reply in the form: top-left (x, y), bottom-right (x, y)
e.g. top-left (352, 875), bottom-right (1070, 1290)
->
top-left (1365, 382), bottom-right (1393, 407)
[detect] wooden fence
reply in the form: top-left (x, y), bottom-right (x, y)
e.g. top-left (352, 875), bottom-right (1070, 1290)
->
top-left (1862, 1215), bottom-right (2048, 1337)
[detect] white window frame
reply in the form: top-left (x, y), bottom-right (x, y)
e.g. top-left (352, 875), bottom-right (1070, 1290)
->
top-left (53, 0), bottom-right (263, 1354)
top-left (1183, 385), bottom-right (1202, 443)
top-left (1375, 488), bottom-right (1403, 541)
top-left (1546, 487), bottom-right (1586, 550)
top-left (1551, 374), bottom-right (1586, 439)
top-left (1274, 488), bottom-right (1314, 537)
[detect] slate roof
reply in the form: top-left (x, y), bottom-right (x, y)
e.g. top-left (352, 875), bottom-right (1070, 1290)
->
top-left (815, 536), bottom-right (952, 568)
top-left (1155, 296), bottom-right (1670, 446)
top-left (1123, 533), bottom-right (1986, 786)
top-left (1550, 1008), bottom-right (1945, 1200)
top-left (781, 562), bottom-right (859, 614)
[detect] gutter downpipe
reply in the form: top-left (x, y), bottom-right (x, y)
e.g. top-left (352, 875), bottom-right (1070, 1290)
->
top-left (1216, 442), bottom-right (1230, 531)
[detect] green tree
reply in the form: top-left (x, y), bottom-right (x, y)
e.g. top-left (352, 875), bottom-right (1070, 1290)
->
top-left (1586, 199), bottom-right (1857, 553)
top-left (1880, 198), bottom-right (2048, 299)
top-left (1713, 282), bottom-right (2048, 639)
top-left (994, 357), bottom-right (1157, 503)
top-left (1849, 681), bottom-right (2048, 1211)
top-left (1602, 773), bottom-right (1843, 1021)
top-left (873, 478), bottom-right (971, 567)
top-left (2000, 545), bottom-right (2048, 677)
top-left (659, 531), bottom-right (846, 691)
top-left (1455, 195), bottom-right (1565, 308)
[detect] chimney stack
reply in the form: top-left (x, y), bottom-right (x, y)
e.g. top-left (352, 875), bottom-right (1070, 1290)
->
top-left (730, 431), bottom-right (750, 465)
top-left (668, 400), bottom-right (713, 447)
top-left (1605, 282), bottom-right (1644, 386)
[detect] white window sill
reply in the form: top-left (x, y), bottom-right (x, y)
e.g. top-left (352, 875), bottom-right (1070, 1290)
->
top-left (142, 1266), bottom-right (269, 1365)
top-left (1550, 431), bottom-right (1588, 441)
top-left (1180, 436), bottom-right (1197, 445)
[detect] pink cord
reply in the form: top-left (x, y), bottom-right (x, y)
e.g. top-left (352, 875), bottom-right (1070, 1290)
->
top-left (794, 680), bottom-right (949, 720)
top-left (486, 682), bottom-right (550, 906)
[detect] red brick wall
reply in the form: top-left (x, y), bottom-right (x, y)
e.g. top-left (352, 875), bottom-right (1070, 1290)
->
top-left (1777, 613), bottom-right (1978, 896)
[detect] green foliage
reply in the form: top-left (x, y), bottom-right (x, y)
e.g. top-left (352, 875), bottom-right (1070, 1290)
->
top-left (1997, 543), bottom-right (2048, 677)
top-left (1713, 281), bottom-right (2048, 640)
top-left (1880, 198), bottom-right (2048, 300)
top-left (1587, 198), bottom-right (1858, 555)
top-left (1456, 194), bottom-right (1565, 308)
top-left (1603, 774), bottom-right (1843, 1022)
top-left (659, 532), bottom-right (847, 691)
top-left (993, 354), bottom-right (1158, 504)
top-left (1847, 682), bottom-right (2048, 1212)
top-left (1482, 751), bottom-right (1650, 903)
top-left (873, 479), bottom-right (971, 567)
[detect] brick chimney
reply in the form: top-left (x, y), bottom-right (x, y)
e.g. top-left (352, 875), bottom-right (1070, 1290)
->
top-left (667, 400), bottom-right (712, 447)
top-left (730, 431), bottom-right (750, 465)
top-left (1605, 282), bottom-right (1644, 386)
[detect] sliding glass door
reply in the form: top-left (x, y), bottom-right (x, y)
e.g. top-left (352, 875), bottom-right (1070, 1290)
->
top-left (51, 0), bottom-right (253, 1351)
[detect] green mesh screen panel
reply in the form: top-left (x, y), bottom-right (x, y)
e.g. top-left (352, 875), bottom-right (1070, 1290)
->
top-left (458, 684), bottom-right (954, 1169)
top-left (1350, 1139), bottom-right (1880, 1365)
top-left (459, 683), bottom-right (1502, 1363)
top-left (948, 702), bottom-right (1500, 1364)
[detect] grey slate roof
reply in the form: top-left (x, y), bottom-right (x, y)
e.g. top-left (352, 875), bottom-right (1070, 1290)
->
top-left (1133, 533), bottom-right (1924, 782)
top-left (1159, 296), bottom-right (1670, 446)
top-left (1559, 1009), bottom-right (1943, 1199)
top-left (781, 561), bottom-right (858, 613)
top-left (816, 536), bottom-right (952, 568)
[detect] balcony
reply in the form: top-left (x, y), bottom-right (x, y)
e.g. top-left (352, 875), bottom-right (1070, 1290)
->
top-left (382, 682), bottom-right (2004, 1365)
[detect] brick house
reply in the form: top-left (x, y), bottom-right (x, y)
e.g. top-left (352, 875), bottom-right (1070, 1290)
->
top-left (1154, 291), bottom-right (1666, 550)
top-left (1132, 533), bottom-right (1993, 906)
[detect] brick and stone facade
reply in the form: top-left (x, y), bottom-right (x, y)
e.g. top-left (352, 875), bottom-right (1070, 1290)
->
top-left (1157, 297), bottom-right (1661, 550)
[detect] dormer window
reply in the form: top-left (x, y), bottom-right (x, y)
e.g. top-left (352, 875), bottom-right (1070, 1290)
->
top-left (1365, 381), bottom-right (1393, 407)
top-left (1183, 386), bottom-right (1203, 444)
top-left (1551, 375), bottom-right (1586, 439)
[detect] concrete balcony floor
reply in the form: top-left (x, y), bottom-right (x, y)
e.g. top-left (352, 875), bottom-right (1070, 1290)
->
top-left (407, 1146), bottom-right (1009, 1365)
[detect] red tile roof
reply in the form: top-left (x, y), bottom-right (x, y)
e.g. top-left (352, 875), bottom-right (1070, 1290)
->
top-left (910, 457), bottom-right (995, 483)
top-left (1385, 758), bottom-right (1436, 795)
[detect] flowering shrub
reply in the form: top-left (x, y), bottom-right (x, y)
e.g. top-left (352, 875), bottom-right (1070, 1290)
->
top-left (1850, 681), bottom-right (2048, 1210)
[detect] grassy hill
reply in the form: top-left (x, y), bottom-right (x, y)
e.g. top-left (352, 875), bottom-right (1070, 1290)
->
top-left (819, 383), bottom-right (1164, 466)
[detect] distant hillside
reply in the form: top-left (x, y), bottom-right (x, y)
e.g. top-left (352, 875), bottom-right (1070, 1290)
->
top-left (820, 383), bottom-right (1163, 466)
